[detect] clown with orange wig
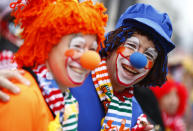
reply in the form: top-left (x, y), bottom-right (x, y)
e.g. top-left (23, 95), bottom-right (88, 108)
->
top-left (0, 0), bottom-right (107, 130)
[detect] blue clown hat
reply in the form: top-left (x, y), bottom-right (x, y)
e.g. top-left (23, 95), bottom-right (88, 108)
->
top-left (115, 3), bottom-right (175, 54)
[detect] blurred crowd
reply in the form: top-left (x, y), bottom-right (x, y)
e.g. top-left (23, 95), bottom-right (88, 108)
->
top-left (167, 51), bottom-right (193, 130)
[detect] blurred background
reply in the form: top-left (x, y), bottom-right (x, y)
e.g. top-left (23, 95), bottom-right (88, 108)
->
top-left (1, 0), bottom-right (193, 130)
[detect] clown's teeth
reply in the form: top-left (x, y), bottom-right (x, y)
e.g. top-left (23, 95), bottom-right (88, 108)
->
top-left (70, 61), bottom-right (81, 68)
top-left (69, 66), bottom-right (86, 74)
top-left (122, 64), bottom-right (138, 74)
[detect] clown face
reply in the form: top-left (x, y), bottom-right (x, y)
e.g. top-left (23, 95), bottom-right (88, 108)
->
top-left (107, 33), bottom-right (158, 92)
top-left (47, 34), bottom-right (98, 89)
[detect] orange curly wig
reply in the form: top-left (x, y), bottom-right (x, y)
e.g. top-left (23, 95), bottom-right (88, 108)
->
top-left (10, 0), bottom-right (108, 68)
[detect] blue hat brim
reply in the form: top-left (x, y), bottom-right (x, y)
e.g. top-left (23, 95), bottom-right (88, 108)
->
top-left (116, 18), bottom-right (175, 53)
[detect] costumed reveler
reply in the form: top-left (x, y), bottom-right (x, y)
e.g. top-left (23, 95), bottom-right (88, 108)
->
top-left (0, 0), bottom-right (107, 130)
top-left (89, 3), bottom-right (175, 130)
top-left (151, 79), bottom-right (188, 131)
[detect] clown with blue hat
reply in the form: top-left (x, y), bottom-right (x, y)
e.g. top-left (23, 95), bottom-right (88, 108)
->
top-left (71, 3), bottom-right (175, 131)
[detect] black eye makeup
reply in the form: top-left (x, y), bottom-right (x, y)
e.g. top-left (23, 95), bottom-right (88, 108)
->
top-left (144, 48), bottom-right (158, 60)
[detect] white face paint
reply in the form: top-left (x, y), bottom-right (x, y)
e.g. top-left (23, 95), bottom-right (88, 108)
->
top-left (67, 36), bottom-right (88, 84)
top-left (90, 41), bottom-right (98, 51)
top-left (124, 37), bottom-right (158, 61)
top-left (47, 34), bottom-right (97, 88)
top-left (144, 48), bottom-right (158, 61)
top-left (69, 36), bottom-right (86, 52)
top-left (66, 35), bottom-right (97, 84)
top-left (115, 35), bottom-right (157, 86)
top-left (116, 53), bottom-right (150, 86)
top-left (67, 57), bottom-right (89, 84)
top-left (69, 36), bottom-right (98, 52)
top-left (124, 36), bottom-right (140, 52)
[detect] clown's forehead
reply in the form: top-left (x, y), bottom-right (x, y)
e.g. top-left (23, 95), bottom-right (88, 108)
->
top-left (125, 36), bottom-right (139, 45)
top-left (71, 35), bottom-right (86, 43)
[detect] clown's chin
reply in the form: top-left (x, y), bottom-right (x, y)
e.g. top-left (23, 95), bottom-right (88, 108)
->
top-left (67, 65), bottom-right (88, 84)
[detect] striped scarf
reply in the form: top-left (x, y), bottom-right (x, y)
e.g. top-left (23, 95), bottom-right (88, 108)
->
top-left (33, 65), bottom-right (78, 131)
top-left (91, 58), bottom-right (134, 131)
